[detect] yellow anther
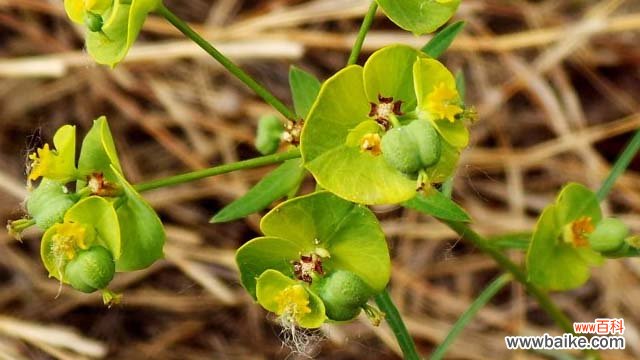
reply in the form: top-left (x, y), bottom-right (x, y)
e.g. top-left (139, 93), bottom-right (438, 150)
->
top-left (274, 285), bottom-right (312, 322)
top-left (564, 216), bottom-right (595, 248)
top-left (426, 82), bottom-right (463, 123)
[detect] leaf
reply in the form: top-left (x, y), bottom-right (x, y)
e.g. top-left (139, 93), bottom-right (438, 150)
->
top-left (260, 192), bottom-right (390, 292)
top-left (256, 269), bottom-right (326, 329)
top-left (289, 66), bottom-right (321, 119)
top-left (526, 205), bottom-right (603, 291)
top-left (110, 165), bottom-right (165, 271)
top-left (376, 0), bottom-right (461, 35)
top-left (211, 158), bottom-right (306, 223)
top-left (421, 21), bottom-right (465, 58)
top-left (455, 70), bottom-right (466, 101)
top-left (403, 189), bottom-right (471, 222)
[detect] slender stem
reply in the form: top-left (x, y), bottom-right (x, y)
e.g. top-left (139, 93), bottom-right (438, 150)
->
top-left (347, 1), bottom-right (378, 65)
top-left (442, 220), bottom-right (574, 334)
top-left (156, 3), bottom-right (296, 120)
top-left (375, 289), bottom-right (421, 360)
top-left (134, 149), bottom-right (301, 192)
top-left (430, 274), bottom-right (512, 360)
top-left (596, 129), bottom-right (640, 201)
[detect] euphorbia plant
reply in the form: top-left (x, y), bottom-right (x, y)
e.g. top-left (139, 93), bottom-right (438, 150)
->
top-left (7, 0), bottom-right (640, 359)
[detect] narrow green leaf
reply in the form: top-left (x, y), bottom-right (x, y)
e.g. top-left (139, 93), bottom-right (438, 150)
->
top-left (403, 190), bottom-right (471, 222)
top-left (455, 70), bottom-right (466, 101)
top-left (210, 158), bottom-right (305, 223)
top-left (421, 21), bottom-right (465, 58)
top-left (289, 66), bottom-right (321, 119)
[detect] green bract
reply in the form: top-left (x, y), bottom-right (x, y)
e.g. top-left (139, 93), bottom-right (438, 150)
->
top-left (300, 44), bottom-right (468, 204)
top-left (376, 0), bottom-right (461, 35)
top-left (527, 183), bottom-right (605, 291)
top-left (236, 191), bottom-right (390, 327)
top-left (28, 125), bottom-right (78, 183)
top-left (64, 0), bottom-right (160, 67)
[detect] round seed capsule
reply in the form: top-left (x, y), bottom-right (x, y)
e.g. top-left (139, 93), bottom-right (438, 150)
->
top-left (588, 218), bottom-right (629, 253)
top-left (65, 246), bottom-right (115, 293)
top-left (381, 120), bottom-right (441, 175)
top-left (27, 180), bottom-right (76, 230)
top-left (84, 12), bottom-right (104, 32)
top-left (316, 270), bottom-right (373, 321)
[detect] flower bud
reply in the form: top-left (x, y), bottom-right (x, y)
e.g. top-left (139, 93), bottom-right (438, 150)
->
top-left (381, 120), bottom-right (441, 175)
top-left (316, 270), bottom-right (374, 321)
top-left (65, 246), bottom-right (115, 293)
top-left (27, 180), bottom-right (76, 230)
top-left (255, 115), bottom-right (284, 155)
top-left (588, 218), bottom-right (629, 253)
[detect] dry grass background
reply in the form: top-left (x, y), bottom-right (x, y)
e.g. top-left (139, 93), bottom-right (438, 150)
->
top-left (1, 0), bottom-right (640, 359)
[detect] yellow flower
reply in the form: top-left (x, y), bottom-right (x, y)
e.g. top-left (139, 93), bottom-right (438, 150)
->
top-left (274, 285), bottom-right (312, 322)
top-left (28, 144), bottom-right (55, 182)
top-left (426, 82), bottom-right (463, 123)
top-left (27, 136), bottom-right (77, 182)
top-left (51, 221), bottom-right (89, 261)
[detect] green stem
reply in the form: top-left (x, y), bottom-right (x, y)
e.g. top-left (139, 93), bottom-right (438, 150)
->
top-left (375, 289), bottom-right (421, 360)
top-left (156, 3), bottom-right (296, 120)
top-left (430, 274), bottom-right (512, 360)
top-left (347, 1), bottom-right (378, 65)
top-left (596, 129), bottom-right (640, 201)
top-left (134, 149), bottom-right (301, 192)
top-left (441, 220), bottom-right (574, 334)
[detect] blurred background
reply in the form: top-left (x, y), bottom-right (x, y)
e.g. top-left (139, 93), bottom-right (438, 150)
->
top-left (1, 0), bottom-right (640, 359)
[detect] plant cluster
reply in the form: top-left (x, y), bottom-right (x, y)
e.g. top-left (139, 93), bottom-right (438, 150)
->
top-left (6, 0), bottom-right (640, 358)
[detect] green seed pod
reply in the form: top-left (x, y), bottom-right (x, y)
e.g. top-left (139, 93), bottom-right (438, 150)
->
top-left (589, 218), bottom-right (630, 253)
top-left (65, 246), bottom-right (115, 293)
top-left (84, 12), bottom-right (104, 33)
top-left (255, 115), bottom-right (284, 155)
top-left (27, 179), bottom-right (76, 230)
top-left (381, 120), bottom-right (441, 175)
top-left (316, 270), bottom-right (374, 321)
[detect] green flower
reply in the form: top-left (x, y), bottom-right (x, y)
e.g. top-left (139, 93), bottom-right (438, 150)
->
top-left (40, 196), bottom-right (120, 293)
top-left (376, 0), bottom-right (461, 35)
top-left (64, 0), bottom-right (160, 67)
top-left (236, 192), bottom-right (390, 328)
top-left (527, 183), bottom-right (609, 291)
top-left (20, 117), bottom-right (166, 295)
top-left (300, 44), bottom-right (469, 205)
